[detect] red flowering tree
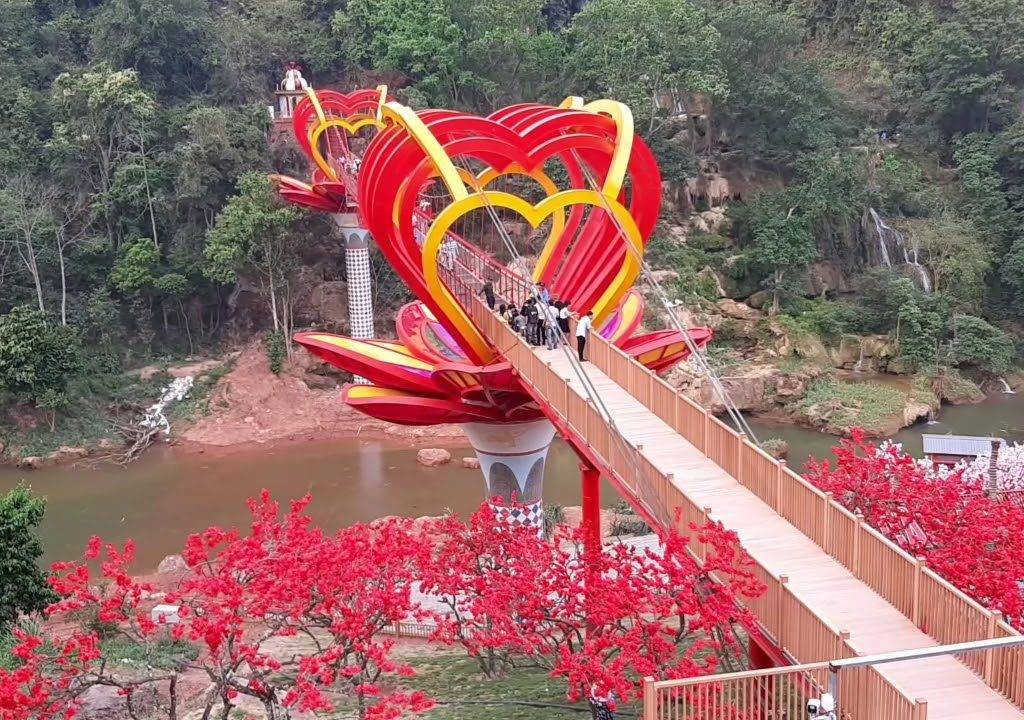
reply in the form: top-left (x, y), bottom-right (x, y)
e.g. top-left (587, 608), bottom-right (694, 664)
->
top-left (7, 493), bottom-right (435, 720)
top-left (806, 430), bottom-right (1024, 627)
top-left (420, 503), bottom-right (765, 716)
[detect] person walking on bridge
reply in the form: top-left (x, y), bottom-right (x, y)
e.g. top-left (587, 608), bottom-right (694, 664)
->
top-left (575, 310), bottom-right (593, 362)
top-left (481, 281), bottom-right (496, 309)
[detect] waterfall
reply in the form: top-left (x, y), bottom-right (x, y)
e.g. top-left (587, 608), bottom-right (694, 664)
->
top-left (867, 208), bottom-right (932, 293)
top-left (997, 377), bottom-right (1017, 395)
top-left (140, 376), bottom-right (194, 435)
top-left (852, 341), bottom-right (866, 372)
top-left (868, 208), bottom-right (893, 268)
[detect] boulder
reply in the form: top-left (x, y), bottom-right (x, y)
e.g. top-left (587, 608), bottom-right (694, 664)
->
top-left (746, 290), bottom-right (771, 309)
top-left (671, 363), bottom-right (779, 413)
top-left (649, 269), bottom-right (679, 285)
top-left (417, 448), bottom-right (452, 467)
top-left (48, 445), bottom-right (89, 463)
top-left (802, 261), bottom-right (851, 297)
top-left (715, 299), bottom-right (761, 321)
top-left (461, 456), bottom-right (481, 470)
top-left (775, 373), bottom-right (810, 399)
top-left (157, 554), bottom-right (188, 575)
top-left (17, 456), bottom-right (43, 470)
top-left (902, 401), bottom-right (933, 428)
top-left (697, 267), bottom-right (727, 298)
top-left (792, 334), bottom-right (830, 366)
top-left (81, 684), bottom-right (159, 720)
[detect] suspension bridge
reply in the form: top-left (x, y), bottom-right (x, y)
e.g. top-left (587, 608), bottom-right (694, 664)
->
top-left (271, 85), bottom-right (1024, 720)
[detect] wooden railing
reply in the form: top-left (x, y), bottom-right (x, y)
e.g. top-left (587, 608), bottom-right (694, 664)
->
top-left (580, 318), bottom-right (1024, 708)
top-left (642, 661), bottom-right (926, 720)
top-left (464, 299), bottom-right (919, 716)
top-left (450, 248), bottom-right (1023, 711)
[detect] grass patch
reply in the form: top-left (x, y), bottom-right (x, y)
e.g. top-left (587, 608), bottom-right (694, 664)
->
top-left (100, 637), bottom-right (199, 670)
top-left (402, 647), bottom-right (639, 720)
top-left (791, 377), bottom-right (907, 434)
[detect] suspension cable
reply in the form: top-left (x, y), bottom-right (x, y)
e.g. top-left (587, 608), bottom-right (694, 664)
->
top-left (568, 151), bottom-right (760, 444)
top-left (448, 160), bottom-right (651, 486)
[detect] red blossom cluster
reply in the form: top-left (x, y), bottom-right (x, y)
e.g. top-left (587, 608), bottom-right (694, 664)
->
top-left (0, 495), bottom-right (764, 720)
top-left (806, 430), bottom-right (1024, 627)
top-left (421, 505), bottom-right (765, 706)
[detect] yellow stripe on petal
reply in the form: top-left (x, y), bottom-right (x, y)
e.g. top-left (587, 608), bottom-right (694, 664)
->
top-left (304, 334), bottom-right (434, 371)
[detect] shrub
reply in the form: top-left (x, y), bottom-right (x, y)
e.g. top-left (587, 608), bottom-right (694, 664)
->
top-left (266, 330), bottom-right (286, 374)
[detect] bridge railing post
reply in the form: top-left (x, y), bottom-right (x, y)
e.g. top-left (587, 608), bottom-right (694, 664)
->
top-left (852, 512), bottom-right (864, 576)
top-left (912, 556), bottom-right (925, 627)
top-left (984, 611), bottom-right (997, 683)
top-left (778, 574), bottom-right (789, 650)
top-left (822, 491), bottom-right (832, 552)
top-left (736, 432), bottom-right (746, 484)
top-left (642, 677), bottom-right (657, 720)
top-left (774, 459), bottom-right (786, 513)
top-left (913, 698), bottom-right (928, 720)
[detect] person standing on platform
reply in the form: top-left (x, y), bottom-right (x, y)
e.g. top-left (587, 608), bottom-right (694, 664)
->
top-left (575, 310), bottom-right (593, 361)
top-left (557, 300), bottom-right (571, 335)
top-left (542, 300), bottom-right (560, 350)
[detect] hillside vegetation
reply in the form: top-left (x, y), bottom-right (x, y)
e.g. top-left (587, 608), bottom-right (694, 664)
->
top-left (1, 0), bottom-right (1022, 450)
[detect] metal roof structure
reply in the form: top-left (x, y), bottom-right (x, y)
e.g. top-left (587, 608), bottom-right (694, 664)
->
top-left (921, 433), bottom-right (1005, 457)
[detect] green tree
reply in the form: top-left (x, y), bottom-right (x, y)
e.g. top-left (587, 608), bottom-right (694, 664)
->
top-left (335, 0), bottom-right (462, 107)
top-left (109, 238), bottom-right (160, 294)
top-left (948, 314), bottom-right (1015, 375)
top-left (0, 486), bottom-right (55, 632)
top-left (204, 173), bottom-right (301, 348)
top-left (907, 213), bottom-right (990, 311)
top-left (568, 0), bottom-right (727, 134)
top-left (90, 0), bottom-right (214, 99)
top-left (0, 306), bottom-right (83, 425)
top-left (746, 209), bottom-right (816, 314)
top-left (878, 0), bottom-right (1024, 138)
top-left (48, 67), bottom-right (156, 248)
top-left (709, 1), bottom-right (845, 159)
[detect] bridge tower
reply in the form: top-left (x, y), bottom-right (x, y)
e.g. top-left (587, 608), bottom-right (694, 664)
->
top-left (334, 213), bottom-right (375, 383)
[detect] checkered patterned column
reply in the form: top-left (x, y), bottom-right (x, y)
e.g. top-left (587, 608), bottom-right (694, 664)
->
top-left (462, 420), bottom-right (557, 537)
top-left (336, 214), bottom-right (375, 384)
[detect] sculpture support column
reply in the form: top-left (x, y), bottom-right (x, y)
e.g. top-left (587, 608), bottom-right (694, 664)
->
top-left (461, 419), bottom-right (557, 534)
top-left (335, 213), bottom-right (374, 384)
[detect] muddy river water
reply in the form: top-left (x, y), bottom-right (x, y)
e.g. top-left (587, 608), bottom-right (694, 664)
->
top-left (3, 393), bottom-right (1021, 569)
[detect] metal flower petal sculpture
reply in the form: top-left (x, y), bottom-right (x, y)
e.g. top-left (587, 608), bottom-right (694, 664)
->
top-left (275, 88), bottom-right (713, 529)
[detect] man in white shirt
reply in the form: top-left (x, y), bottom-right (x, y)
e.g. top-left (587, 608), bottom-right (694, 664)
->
top-left (575, 311), bottom-right (593, 362)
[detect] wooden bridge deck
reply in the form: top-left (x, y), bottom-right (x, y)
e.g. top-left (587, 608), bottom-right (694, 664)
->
top-left (537, 348), bottom-right (1024, 720)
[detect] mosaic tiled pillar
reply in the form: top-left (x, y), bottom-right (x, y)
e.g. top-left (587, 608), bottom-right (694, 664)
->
top-left (335, 213), bottom-right (374, 384)
top-left (461, 419), bottom-right (557, 535)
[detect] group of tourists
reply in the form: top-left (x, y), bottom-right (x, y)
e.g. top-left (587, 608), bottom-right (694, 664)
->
top-left (482, 281), bottom-right (594, 362)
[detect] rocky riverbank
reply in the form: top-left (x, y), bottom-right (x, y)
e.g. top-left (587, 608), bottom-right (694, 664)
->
top-left (661, 297), bottom-right (1018, 437)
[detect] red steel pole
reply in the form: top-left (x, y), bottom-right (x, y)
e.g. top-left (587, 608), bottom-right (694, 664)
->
top-left (581, 463), bottom-right (601, 565)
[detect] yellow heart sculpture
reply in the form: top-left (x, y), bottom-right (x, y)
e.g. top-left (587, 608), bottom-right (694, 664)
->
top-left (309, 116), bottom-right (383, 181)
top-left (421, 189), bottom-right (643, 363)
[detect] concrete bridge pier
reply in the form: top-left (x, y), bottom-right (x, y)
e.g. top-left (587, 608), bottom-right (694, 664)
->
top-left (461, 419), bottom-right (557, 534)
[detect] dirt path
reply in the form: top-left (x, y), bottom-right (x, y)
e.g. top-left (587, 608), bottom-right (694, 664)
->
top-left (180, 341), bottom-right (466, 451)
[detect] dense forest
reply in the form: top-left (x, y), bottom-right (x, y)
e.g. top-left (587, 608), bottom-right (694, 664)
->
top-left (1, 0), bottom-right (1023, 449)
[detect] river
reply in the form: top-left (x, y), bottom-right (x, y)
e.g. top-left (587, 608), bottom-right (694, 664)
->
top-left (0, 438), bottom-right (619, 569)
top-left (745, 391), bottom-right (1024, 471)
top-left (4, 393), bottom-right (1021, 569)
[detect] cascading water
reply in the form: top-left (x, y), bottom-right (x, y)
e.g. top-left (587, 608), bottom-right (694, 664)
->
top-left (997, 377), bottom-right (1017, 395)
top-left (852, 341), bottom-right (866, 373)
top-left (867, 208), bottom-right (932, 294)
